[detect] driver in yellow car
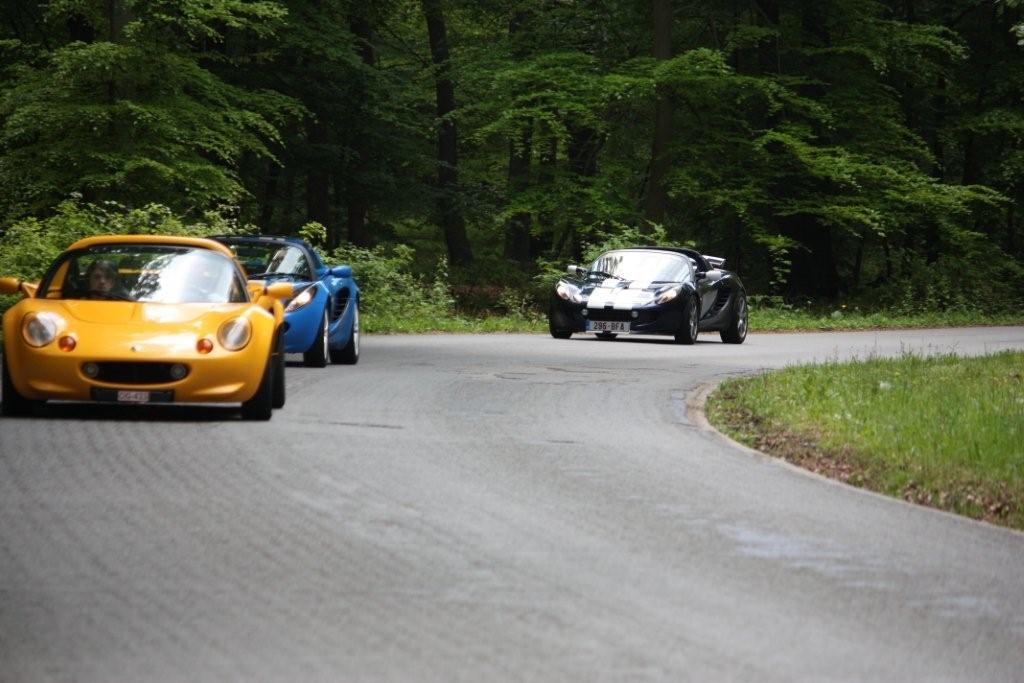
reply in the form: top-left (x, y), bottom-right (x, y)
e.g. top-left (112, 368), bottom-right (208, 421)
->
top-left (84, 260), bottom-right (120, 298)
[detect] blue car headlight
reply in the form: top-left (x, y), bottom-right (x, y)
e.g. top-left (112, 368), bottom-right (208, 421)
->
top-left (285, 285), bottom-right (317, 312)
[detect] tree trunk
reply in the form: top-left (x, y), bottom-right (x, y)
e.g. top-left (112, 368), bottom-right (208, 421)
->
top-left (503, 10), bottom-right (533, 262)
top-left (422, 0), bottom-right (473, 266)
top-left (534, 137), bottom-right (558, 257)
top-left (1007, 204), bottom-right (1016, 255)
top-left (345, 185), bottom-right (370, 248)
top-left (504, 129), bottom-right (533, 262)
top-left (259, 162), bottom-right (279, 231)
top-left (756, 0), bottom-right (780, 73)
top-left (347, 11), bottom-right (376, 247)
top-left (108, 0), bottom-right (129, 42)
top-left (643, 0), bottom-right (673, 225)
top-left (305, 168), bottom-right (331, 237)
top-left (563, 124), bottom-right (602, 259)
top-left (852, 236), bottom-right (865, 291)
top-left (731, 215), bottom-right (743, 276)
top-left (785, 216), bottom-right (840, 299)
top-left (305, 121), bottom-right (332, 241)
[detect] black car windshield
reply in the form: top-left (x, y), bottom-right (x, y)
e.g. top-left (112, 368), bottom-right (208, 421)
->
top-left (41, 245), bottom-right (248, 304)
top-left (589, 250), bottom-right (691, 282)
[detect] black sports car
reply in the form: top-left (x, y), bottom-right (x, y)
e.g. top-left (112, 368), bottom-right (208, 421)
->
top-left (548, 247), bottom-right (748, 344)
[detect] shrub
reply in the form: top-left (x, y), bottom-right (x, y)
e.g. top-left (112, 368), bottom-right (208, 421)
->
top-left (0, 199), bottom-right (248, 313)
top-left (322, 241), bottom-right (455, 331)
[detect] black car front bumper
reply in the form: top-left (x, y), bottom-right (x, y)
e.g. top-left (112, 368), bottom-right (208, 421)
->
top-left (550, 297), bottom-right (684, 335)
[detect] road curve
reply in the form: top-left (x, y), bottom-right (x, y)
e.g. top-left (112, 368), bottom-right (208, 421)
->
top-left (1, 326), bottom-right (1023, 682)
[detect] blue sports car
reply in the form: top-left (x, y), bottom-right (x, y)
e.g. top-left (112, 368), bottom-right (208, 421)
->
top-left (213, 236), bottom-right (359, 367)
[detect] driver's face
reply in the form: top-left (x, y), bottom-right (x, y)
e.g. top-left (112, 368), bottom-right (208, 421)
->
top-left (89, 269), bottom-right (114, 292)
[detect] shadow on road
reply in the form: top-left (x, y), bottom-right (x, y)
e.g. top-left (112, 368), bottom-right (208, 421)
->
top-left (14, 402), bottom-right (245, 422)
top-left (571, 335), bottom-right (719, 345)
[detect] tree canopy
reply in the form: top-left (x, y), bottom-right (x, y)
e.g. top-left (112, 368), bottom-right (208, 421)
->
top-left (1, 0), bottom-right (1021, 305)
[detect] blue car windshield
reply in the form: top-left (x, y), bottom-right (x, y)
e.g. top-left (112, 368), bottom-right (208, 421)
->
top-left (227, 243), bottom-right (312, 280)
top-left (589, 250), bottom-right (691, 283)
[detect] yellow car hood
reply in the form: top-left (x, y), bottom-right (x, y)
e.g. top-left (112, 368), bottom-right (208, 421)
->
top-left (58, 300), bottom-right (232, 325)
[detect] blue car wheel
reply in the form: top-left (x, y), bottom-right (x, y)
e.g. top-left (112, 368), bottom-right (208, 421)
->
top-left (303, 309), bottom-right (329, 368)
top-left (330, 301), bottom-right (359, 365)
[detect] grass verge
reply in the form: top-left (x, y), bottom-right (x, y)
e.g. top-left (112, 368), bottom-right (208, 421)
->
top-left (706, 351), bottom-right (1024, 530)
top-left (750, 307), bottom-right (1024, 332)
top-left (362, 312), bottom-right (546, 334)
top-left (362, 308), bottom-right (1024, 335)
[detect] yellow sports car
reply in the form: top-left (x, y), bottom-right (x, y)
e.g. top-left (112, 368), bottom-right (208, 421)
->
top-left (0, 235), bottom-right (293, 420)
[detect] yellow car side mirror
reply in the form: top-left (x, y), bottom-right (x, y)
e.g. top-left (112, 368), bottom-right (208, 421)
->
top-left (0, 276), bottom-right (26, 296)
top-left (254, 282), bottom-right (293, 315)
top-left (265, 282), bottom-right (294, 299)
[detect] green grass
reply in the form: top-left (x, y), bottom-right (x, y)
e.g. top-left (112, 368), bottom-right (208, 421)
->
top-left (751, 306), bottom-right (1024, 332)
top-left (369, 296), bottom-right (1024, 335)
top-left (707, 352), bottom-right (1024, 529)
top-left (363, 303), bottom-right (1024, 335)
top-left (362, 311), bottom-right (547, 334)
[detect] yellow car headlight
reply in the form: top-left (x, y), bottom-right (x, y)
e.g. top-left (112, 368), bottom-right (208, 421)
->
top-left (22, 312), bottom-right (62, 347)
top-left (217, 317), bottom-right (252, 351)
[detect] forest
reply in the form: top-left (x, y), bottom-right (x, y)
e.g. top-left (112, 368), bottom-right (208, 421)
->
top-left (1, 0), bottom-right (1023, 315)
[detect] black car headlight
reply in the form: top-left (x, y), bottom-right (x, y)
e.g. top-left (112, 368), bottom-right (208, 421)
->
top-left (655, 286), bottom-right (681, 305)
top-left (556, 282), bottom-right (584, 304)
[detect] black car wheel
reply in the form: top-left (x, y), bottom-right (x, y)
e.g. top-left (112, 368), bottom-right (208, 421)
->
top-left (548, 304), bottom-right (573, 339)
top-left (330, 302), bottom-right (360, 364)
top-left (674, 296), bottom-right (699, 345)
top-left (720, 292), bottom-right (748, 344)
top-left (595, 332), bottom-right (617, 340)
top-left (303, 310), bottom-right (329, 368)
top-left (2, 352), bottom-right (39, 416)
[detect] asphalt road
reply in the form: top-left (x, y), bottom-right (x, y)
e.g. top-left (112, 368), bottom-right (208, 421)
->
top-left (2, 327), bottom-right (1023, 682)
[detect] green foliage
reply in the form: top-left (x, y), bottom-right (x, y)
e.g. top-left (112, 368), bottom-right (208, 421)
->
top-left (298, 221), bottom-right (327, 248)
top-left (0, 198), bottom-right (246, 280)
top-left (323, 242), bottom-right (456, 333)
top-left (877, 254), bottom-right (1024, 315)
top-left (0, 0), bottom-right (298, 221)
top-left (708, 351), bottom-right (1024, 528)
top-left (0, 0), bottom-right (1022, 313)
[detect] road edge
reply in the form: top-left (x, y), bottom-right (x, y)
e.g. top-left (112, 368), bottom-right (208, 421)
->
top-left (686, 378), bottom-right (1024, 537)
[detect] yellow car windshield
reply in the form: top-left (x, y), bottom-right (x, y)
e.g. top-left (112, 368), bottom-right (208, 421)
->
top-left (44, 245), bottom-right (247, 304)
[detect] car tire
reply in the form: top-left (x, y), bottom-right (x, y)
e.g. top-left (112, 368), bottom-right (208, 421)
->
top-left (674, 295), bottom-right (699, 345)
top-left (330, 301), bottom-right (359, 365)
top-left (2, 352), bottom-right (38, 417)
top-left (241, 354), bottom-right (274, 421)
top-left (720, 292), bottom-right (748, 344)
top-left (548, 304), bottom-right (573, 339)
top-left (303, 310), bottom-right (329, 368)
top-left (595, 332), bottom-right (617, 340)
top-left (271, 345), bottom-right (286, 409)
